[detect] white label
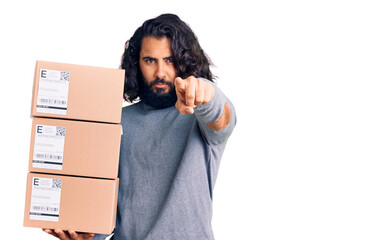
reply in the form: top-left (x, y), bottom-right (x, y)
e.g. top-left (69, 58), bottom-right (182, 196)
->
top-left (32, 124), bottom-right (66, 170)
top-left (36, 69), bottom-right (70, 115)
top-left (30, 177), bottom-right (62, 222)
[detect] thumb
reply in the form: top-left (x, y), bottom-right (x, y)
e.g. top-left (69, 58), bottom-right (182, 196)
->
top-left (174, 77), bottom-right (186, 103)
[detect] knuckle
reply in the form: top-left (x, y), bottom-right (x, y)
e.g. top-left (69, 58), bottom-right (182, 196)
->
top-left (186, 92), bottom-right (195, 99)
top-left (194, 99), bottom-right (203, 105)
top-left (187, 76), bottom-right (197, 84)
top-left (70, 232), bottom-right (77, 238)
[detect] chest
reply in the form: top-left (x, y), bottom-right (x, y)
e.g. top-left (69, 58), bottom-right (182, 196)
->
top-left (121, 108), bottom-right (196, 167)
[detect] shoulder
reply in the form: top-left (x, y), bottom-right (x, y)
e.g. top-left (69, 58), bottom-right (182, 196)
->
top-left (122, 102), bottom-right (140, 114)
top-left (120, 102), bottom-right (142, 125)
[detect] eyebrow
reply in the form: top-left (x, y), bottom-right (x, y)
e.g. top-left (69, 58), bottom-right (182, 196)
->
top-left (142, 56), bottom-right (156, 61)
top-left (164, 56), bottom-right (174, 61)
top-left (142, 56), bottom-right (174, 61)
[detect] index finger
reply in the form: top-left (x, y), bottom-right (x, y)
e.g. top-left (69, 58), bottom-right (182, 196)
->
top-left (174, 77), bottom-right (185, 90)
top-left (42, 228), bottom-right (58, 238)
top-left (54, 229), bottom-right (71, 240)
top-left (68, 230), bottom-right (78, 239)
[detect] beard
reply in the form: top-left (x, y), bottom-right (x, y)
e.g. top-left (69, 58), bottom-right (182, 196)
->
top-left (139, 78), bottom-right (177, 109)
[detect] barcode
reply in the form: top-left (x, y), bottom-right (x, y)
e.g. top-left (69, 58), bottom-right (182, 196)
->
top-left (52, 179), bottom-right (62, 189)
top-left (56, 126), bottom-right (66, 137)
top-left (35, 153), bottom-right (63, 160)
top-left (60, 71), bottom-right (70, 81)
top-left (32, 206), bottom-right (59, 212)
top-left (39, 98), bottom-right (67, 105)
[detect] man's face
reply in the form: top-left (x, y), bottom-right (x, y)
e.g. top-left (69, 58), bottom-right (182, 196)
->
top-left (139, 36), bottom-right (177, 94)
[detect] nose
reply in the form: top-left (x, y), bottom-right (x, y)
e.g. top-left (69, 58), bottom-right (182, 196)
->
top-left (155, 61), bottom-right (166, 80)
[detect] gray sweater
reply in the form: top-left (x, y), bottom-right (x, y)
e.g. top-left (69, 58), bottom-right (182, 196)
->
top-left (94, 84), bottom-right (236, 240)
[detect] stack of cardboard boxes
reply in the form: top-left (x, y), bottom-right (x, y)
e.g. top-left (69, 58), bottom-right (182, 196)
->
top-left (24, 61), bottom-right (125, 235)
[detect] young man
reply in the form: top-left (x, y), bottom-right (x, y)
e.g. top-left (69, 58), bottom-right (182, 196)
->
top-left (44, 13), bottom-right (236, 240)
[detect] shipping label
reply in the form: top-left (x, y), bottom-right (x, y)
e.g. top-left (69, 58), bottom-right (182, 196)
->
top-left (30, 177), bottom-right (62, 222)
top-left (36, 69), bottom-right (70, 115)
top-left (32, 124), bottom-right (66, 170)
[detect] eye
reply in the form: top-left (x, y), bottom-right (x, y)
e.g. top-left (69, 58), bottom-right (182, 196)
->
top-left (145, 59), bottom-right (155, 63)
top-left (142, 57), bottom-right (156, 64)
top-left (166, 58), bottom-right (174, 63)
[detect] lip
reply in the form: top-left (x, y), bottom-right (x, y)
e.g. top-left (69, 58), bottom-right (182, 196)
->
top-left (154, 83), bottom-right (167, 88)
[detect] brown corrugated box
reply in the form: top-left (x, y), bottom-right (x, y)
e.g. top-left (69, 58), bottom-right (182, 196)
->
top-left (24, 172), bottom-right (119, 235)
top-left (31, 60), bottom-right (125, 123)
top-left (29, 117), bottom-right (121, 179)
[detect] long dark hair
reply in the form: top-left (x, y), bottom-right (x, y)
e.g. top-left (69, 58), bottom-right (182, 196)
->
top-left (121, 13), bottom-right (215, 102)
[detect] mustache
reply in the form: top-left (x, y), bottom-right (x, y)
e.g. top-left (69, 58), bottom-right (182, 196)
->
top-left (149, 78), bottom-right (174, 87)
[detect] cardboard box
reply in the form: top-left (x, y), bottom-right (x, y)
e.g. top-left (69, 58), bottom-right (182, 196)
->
top-left (24, 173), bottom-right (119, 235)
top-left (31, 60), bottom-right (125, 123)
top-left (29, 117), bottom-right (121, 179)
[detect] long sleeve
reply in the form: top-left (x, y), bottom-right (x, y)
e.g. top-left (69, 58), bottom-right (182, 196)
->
top-left (93, 233), bottom-right (110, 240)
top-left (194, 81), bottom-right (237, 145)
top-left (95, 81), bottom-right (236, 240)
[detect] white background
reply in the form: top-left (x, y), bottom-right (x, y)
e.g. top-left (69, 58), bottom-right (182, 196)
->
top-left (1, 0), bottom-right (391, 239)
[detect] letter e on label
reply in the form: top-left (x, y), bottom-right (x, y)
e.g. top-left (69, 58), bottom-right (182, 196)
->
top-left (41, 70), bottom-right (47, 78)
top-left (33, 178), bottom-right (39, 186)
top-left (36, 125), bottom-right (43, 134)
